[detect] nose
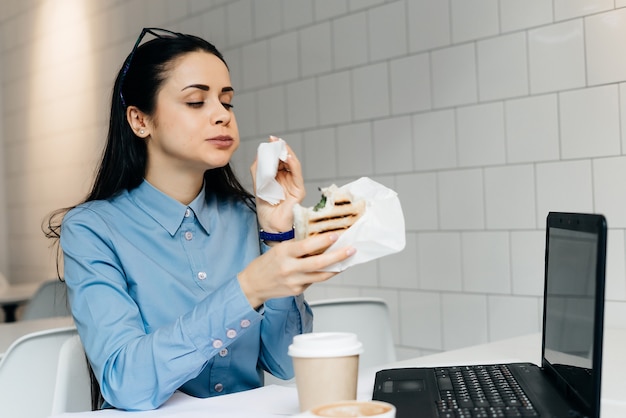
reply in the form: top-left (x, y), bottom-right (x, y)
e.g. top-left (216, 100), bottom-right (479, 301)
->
top-left (212, 103), bottom-right (231, 126)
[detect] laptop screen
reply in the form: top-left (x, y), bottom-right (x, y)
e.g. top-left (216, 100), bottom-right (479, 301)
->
top-left (542, 212), bottom-right (606, 414)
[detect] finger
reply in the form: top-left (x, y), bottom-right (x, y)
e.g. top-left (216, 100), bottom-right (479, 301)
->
top-left (282, 144), bottom-right (302, 172)
top-left (277, 160), bottom-right (291, 172)
top-left (288, 233), bottom-right (339, 258)
top-left (297, 271), bottom-right (338, 288)
top-left (280, 157), bottom-right (304, 193)
top-left (286, 233), bottom-right (357, 272)
top-left (300, 246), bottom-right (356, 273)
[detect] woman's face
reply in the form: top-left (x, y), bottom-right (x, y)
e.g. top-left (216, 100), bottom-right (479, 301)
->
top-left (144, 51), bottom-right (239, 177)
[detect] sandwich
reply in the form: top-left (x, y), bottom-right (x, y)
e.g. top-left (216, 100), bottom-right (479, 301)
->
top-left (293, 185), bottom-right (366, 246)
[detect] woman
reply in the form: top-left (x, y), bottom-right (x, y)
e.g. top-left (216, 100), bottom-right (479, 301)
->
top-left (45, 28), bottom-right (355, 411)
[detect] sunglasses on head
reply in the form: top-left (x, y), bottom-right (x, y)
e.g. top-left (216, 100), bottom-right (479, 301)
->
top-left (119, 27), bottom-right (183, 108)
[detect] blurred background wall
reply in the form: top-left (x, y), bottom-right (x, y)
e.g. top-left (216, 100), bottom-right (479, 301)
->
top-left (0, 52), bottom-right (6, 277)
top-left (0, 0), bottom-right (625, 358)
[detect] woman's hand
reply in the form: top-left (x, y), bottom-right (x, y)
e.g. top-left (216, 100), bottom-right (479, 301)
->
top-left (238, 233), bottom-right (356, 309)
top-left (251, 138), bottom-right (305, 233)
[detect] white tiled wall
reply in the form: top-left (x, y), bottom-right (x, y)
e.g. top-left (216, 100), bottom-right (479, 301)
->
top-left (431, 44), bottom-right (478, 108)
top-left (586, 8), bottom-right (626, 85)
top-left (504, 94), bottom-right (559, 163)
top-left (559, 85), bottom-right (620, 159)
top-left (529, 20), bottom-right (586, 94)
top-left (477, 32), bottom-right (528, 101)
top-left (1, 0), bottom-right (626, 356)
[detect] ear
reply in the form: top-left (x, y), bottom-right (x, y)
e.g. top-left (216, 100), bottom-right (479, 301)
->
top-left (126, 106), bottom-right (150, 138)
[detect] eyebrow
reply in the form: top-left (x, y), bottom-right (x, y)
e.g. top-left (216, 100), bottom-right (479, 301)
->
top-left (181, 84), bottom-right (234, 94)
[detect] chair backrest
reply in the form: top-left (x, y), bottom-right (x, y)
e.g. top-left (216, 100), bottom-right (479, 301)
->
top-left (0, 327), bottom-right (78, 418)
top-left (51, 334), bottom-right (92, 414)
top-left (309, 297), bottom-right (396, 370)
top-left (264, 297), bottom-right (397, 386)
top-left (20, 280), bottom-right (71, 320)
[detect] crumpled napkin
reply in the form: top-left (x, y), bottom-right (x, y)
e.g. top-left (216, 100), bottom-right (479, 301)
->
top-left (255, 137), bottom-right (288, 205)
top-left (314, 177), bottom-right (406, 272)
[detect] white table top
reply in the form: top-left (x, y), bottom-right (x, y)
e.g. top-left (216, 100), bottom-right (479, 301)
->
top-left (0, 316), bottom-right (75, 358)
top-left (48, 328), bottom-right (626, 418)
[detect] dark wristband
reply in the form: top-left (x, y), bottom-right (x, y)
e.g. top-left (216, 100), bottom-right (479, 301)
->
top-left (259, 228), bottom-right (295, 242)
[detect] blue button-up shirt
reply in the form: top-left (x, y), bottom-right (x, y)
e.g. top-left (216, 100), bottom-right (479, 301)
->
top-left (61, 180), bottom-right (312, 410)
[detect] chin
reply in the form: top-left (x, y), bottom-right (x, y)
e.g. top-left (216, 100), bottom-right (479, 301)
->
top-left (202, 150), bottom-right (236, 169)
top-left (204, 159), bottom-right (232, 171)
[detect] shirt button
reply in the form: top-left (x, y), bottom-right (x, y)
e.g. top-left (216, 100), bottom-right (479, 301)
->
top-left (226, 329), bottom-right (237, 339)
top-left (197, 271), bottom-right (207, 280)
top-left (219, 348), bottom-right (228, 357)
top-left (214, 383), bottom-right (224, 393)
top-left (212, 339), bottom-right (223, 349)
top-left (184, 231), bottom-right (193, 240)
top-left (184, 208), bottom-right (191, 217)
top-left (240, 319), bottom-right (251, 328)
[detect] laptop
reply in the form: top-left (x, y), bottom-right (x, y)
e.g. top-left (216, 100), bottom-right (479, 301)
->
top-left (373, 212), bottom-right (607, 418)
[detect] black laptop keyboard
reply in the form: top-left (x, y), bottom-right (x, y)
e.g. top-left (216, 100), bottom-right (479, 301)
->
top-left (435, 365), bottom-right (539, 417)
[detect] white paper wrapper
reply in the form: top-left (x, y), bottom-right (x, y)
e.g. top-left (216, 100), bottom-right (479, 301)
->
top-left (305, 177), bottom-right (406, 272)
top-left (255, 137), bottom-right (288, 205)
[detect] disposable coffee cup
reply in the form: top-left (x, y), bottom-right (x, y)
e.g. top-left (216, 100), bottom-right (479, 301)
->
top-left (305, 400), bottom-right (396, 417)
top-left (288, 332), bottom-right (364, 412)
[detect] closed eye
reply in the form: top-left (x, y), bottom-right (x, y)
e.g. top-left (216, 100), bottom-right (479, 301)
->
top-left (185, 102), bottom-right (234, 110)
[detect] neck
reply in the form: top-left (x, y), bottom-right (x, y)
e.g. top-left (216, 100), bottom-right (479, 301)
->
top-left (145, 167), bottom-right (204, 205)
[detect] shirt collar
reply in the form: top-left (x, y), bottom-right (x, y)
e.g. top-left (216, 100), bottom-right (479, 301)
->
top-left (188, 186), bottom-right (212, 234)
top-left (129, 180), bottom-right (212, 236)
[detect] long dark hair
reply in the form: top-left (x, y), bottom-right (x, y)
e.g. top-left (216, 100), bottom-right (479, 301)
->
top-left (45, 31), bottom-right (254, 241)
top-left (43, 30), bottom-right (255, 410)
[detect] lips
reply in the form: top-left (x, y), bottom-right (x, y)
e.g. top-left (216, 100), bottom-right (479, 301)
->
top-left (207, 135), bottom-right (234, 147)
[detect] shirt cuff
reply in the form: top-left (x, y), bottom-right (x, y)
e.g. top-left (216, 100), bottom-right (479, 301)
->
top-left (182, 277), bottom-right (262, 358)
top-left (265, 294), bottom-right (302, 311)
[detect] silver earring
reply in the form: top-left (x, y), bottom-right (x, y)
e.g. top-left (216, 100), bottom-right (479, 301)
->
top-left (140, 129), bottom-right (145, 135)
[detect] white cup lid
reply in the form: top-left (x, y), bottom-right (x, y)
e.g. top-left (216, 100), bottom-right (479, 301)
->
top-left (288, 332), bottom-right (364, 358)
